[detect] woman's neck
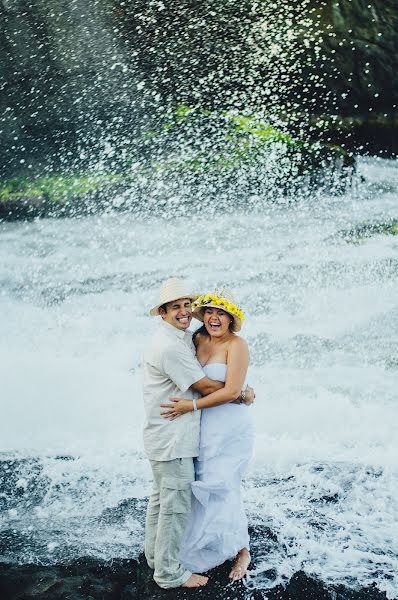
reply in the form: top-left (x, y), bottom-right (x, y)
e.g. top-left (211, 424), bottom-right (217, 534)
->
top-left (209, 331), bottom-right (234, 346)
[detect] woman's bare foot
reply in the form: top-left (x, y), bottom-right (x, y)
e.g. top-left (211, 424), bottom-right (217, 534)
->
top-left (182, 573), bottom-right (209, 588)
top-left (229, 548), bottom-right (251, 581)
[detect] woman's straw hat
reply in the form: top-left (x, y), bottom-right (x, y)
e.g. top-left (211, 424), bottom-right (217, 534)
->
top-left (149, 277), bottom-right (199, 316)
top-left (192, 287), bottom-right (245, 332)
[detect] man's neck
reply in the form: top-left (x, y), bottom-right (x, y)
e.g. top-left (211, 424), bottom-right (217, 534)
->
top-left (160, 320), bottom-right (188, 336)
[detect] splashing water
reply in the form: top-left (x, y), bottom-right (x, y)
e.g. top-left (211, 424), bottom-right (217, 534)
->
top-left (0, 156), bottom-right (397, 597)
top-left (0, 0), bottom-right (396, 597)
top-left (0, 0), bottom-right (333, 176)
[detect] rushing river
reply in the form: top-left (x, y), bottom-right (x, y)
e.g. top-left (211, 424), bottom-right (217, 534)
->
top-left (0, 157), bottom-right (397, 598)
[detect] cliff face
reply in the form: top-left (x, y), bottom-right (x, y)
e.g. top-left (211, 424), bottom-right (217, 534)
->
top-left (312, 0), bottom-right (398, 153)
top-left (319, 0), bottom-right (398, 115)
top-left (112, 0), bottom-right (398, 127)
top-left (0, 0), bottom-right (142, 175)
top-left (0, 0), bottom-right (397, 177)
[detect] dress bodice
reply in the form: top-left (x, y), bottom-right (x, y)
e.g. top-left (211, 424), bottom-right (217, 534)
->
top-left (202, 362), bottom-right (227, 382)
top-left (202, 362), bottom-right (247, 390)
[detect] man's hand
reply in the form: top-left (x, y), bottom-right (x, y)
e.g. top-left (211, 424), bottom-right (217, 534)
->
top-left (160, 398), bottom-right (193, 420)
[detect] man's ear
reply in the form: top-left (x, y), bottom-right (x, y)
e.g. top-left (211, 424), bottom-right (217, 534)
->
top-left (159, 306), bottom-right (167, 319)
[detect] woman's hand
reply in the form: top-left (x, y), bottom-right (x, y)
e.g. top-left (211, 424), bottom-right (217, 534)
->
top-left (243, 385), bottom-right (256, 405)
top-left (160, 398), bottom-right (193, 420)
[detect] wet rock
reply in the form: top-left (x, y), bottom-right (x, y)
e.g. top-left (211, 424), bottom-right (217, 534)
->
top-left (282, 571), bottom-right (388, 600)
top-left (0, 553), bottom-right (389, 600)
top-left (0, 0), bottom-right (142, 176)
top-left (320, 0), bottom-right (398, 116)
top-left (313, 0), bottom-right (398, 154)
top-left (0, 459), bottom-right (47, 512)
top-left (0, 558), bottom-right (138, 600)
top-left (99, 497), bottom-right (147, 527)
top-left (1, 0), bottom-right (397, 179)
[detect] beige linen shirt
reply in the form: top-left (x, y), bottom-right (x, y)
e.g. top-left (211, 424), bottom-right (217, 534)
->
top-left (142, 321), bottom-right (205, 461)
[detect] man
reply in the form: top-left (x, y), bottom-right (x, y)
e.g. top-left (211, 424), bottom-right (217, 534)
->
top-left (142, 277), bottom-right (252, 589)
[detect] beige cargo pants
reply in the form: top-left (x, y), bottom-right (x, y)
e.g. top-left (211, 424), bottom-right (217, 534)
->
top-left (144, 457), bottom-right (195, 588)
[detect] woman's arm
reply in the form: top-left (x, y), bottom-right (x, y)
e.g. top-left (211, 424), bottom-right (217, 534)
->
top-left (160, 337), bottom-right (249, 419)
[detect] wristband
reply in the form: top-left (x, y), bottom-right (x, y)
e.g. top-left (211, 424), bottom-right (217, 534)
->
top-left (192, 398), bottom-right (198, 412)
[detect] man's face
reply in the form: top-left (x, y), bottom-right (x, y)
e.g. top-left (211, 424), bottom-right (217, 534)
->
top-left (159, 297), bottom-right (193, 330)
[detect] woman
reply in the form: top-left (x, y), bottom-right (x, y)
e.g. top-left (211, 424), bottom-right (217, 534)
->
top-left (161, 288), bottom-right (254, 580)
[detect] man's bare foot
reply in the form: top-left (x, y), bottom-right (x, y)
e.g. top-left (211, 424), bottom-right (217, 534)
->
top-left (182, 573), bottom-right (209, 588)
top-left (229, 548), bottom-right (251, 581)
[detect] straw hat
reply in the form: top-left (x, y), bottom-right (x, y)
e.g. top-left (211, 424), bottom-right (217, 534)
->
top-left (149, 277), bottom-right (199, 316)
top-left (192, 287), bottom-right (245, 332)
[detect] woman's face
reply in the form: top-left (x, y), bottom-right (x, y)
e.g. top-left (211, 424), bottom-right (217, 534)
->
top-left (203, 307), bottom-right (233, 338)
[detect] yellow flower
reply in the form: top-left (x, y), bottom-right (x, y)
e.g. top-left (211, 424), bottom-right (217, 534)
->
top-left (195, 293), bottom-right (245, 323)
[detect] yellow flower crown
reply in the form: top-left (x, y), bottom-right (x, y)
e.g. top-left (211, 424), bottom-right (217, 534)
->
top-left (193, 293), bottom-right (245, 323)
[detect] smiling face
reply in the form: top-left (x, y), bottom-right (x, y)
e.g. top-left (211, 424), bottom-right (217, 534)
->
top-left (159, 297), bottom-right (193, 330)
top-left (203, 306), bottom-right (234, 338)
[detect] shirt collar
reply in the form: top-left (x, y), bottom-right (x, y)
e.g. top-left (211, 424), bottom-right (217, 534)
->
top-left (160, 320), bottom-right (188, 339)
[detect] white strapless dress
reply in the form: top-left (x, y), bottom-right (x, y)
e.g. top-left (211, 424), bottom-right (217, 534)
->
top-left (180, 362), bottom-right (255, 573)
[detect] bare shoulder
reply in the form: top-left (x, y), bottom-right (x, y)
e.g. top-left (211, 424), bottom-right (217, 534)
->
top-left (228, 335), bottom-right (248, 352)
top-left (227, 335), bottom-right (250, 367)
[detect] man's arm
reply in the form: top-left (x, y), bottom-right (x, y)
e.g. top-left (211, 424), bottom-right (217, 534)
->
top-left (161, 338), bottom-right (251, 418)
top-left (191, 377), bottom-right (253, 404)
top-left (191, 377), bottom-right (224, 396)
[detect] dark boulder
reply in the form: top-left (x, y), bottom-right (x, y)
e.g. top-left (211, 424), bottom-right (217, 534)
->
top-left (312, 0), bottom-right (398, 153)
top-left (0, 557), bottom-right (390, 600)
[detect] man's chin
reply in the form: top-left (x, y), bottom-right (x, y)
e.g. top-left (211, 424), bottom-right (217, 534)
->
top-left (176, 319), bottom-right (191, 329)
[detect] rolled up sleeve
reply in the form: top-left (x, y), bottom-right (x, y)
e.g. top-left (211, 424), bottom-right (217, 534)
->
top-left (162, 342), bottom-right (205, 392)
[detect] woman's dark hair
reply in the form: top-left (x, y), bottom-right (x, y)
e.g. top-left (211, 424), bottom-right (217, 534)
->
top-left (193, 324), bottom-right (209, 346)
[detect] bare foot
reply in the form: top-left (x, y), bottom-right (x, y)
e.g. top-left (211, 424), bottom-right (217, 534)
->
top-left (182, 573), bottom-right (209, 588)
top-left (229, 548), bottom-right (251, 581)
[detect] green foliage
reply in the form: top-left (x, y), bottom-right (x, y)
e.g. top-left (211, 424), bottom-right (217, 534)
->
top-left (226, 113), bottom-right (294, 145)
top-left (149, 105), bottom-right (353, 179)
top-left (339, 220), bottom-right (398, 244)
top-left (0, 173), bottom-right (122, 203)
top-left (147, 104), bottom-right (302, 175)
top-left (0, 104), bottom-right (354, 220)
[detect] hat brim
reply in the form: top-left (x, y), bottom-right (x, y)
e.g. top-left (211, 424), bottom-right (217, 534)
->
top-left (149, 293), bottom-right (199, 316)
top-left (192, 304), bottom-right (242, 332)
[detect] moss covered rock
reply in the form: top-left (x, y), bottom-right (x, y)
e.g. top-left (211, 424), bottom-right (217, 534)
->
top-left (0, 106), bottom-right (355, 221)
top-left (338, 220), bottom-right (398, 244)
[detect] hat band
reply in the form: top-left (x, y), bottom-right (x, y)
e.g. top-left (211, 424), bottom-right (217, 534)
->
top-left (193, 294), bottom-right (245, 323)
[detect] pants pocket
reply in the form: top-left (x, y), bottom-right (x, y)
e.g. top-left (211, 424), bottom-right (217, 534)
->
top-left (160, 477), bottom-right (192, 515)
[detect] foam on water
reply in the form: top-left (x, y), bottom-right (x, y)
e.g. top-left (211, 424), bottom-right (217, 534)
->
top-left (0, 157), bottom-right (398, 597)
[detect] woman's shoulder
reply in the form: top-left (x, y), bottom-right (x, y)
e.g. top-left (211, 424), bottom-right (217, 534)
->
top-left (228, 334), bottom-right (248, 351)
top-left (226, 334), bottom-right (249, 366)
